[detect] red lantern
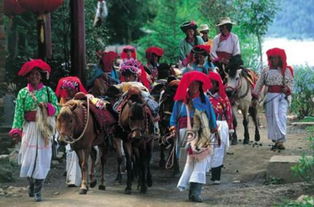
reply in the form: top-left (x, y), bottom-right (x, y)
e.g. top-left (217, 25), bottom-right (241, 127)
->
top-left (17, 0), bottom-right (64, 14)
top-left (3, 0), bottom-right (26, 16)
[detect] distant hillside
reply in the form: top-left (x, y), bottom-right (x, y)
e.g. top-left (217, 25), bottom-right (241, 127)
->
top-left (267, 0), bottom-right (314, 39)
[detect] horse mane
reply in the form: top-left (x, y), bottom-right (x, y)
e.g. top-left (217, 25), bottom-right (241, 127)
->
top-left (228, 54), bottom-right (244, 78)
top-left (130, 102), bottom-right (144, 120)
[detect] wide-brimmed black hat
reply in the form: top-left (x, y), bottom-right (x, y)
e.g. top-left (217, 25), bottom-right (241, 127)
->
top-left (180, 21), bottom-right (197, 32)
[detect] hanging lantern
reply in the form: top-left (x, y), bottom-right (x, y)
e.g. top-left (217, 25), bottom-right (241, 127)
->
top-left (3, 0), bottom-right (26, 16)
top-left (17, 0), bottom-right (64, 14)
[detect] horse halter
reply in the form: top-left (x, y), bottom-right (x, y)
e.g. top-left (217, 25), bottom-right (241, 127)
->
top-left (225, 71), bottom-right (250, 100)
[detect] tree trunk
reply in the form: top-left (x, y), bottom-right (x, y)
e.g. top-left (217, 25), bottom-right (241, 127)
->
top-left (70, 0), bottom-right (86, 84)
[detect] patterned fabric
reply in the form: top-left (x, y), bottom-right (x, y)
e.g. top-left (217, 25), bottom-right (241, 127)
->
top-left (11, 85), bottom-right (59, 131)
top-left (253, 68), bottom-right (294, 97)
top-left (179, 36), bottom-right (204, 61)
top-left (208, 93), bottom-right (233, 130)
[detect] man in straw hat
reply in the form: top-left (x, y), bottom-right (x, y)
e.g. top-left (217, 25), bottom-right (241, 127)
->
top-left (198, 24), bottom-right (213, 47)
top-left (210, 17), bottom-right (240, 66)
top-left (179, 21), bottom-right (204, 64)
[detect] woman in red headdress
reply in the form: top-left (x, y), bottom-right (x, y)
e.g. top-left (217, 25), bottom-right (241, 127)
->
top-left (170, 71), bottom-right (217, 202)
top-left (253, 48), bottom-right (294, 150)
top-left (9, 59), bottom-right (59, 202)
top-left (208, 72), bottom-right (233, 184)
top-left (55, 76), bottom-right (87, 187)
top-left (145, 46), bottom-right (164, 82)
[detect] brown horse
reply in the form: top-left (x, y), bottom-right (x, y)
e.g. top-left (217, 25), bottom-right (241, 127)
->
top-left (57, 99), bottom-right (107, 194)
top-left (119, 93), bottom-right (153, 194)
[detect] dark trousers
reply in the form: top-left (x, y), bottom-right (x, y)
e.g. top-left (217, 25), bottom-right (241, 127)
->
top-left (211, 165), bottom-right (222, 181)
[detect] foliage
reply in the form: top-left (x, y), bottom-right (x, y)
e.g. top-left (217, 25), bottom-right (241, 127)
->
top-left (290, 66), bottom-right (314, 118)
top-left (276, 196), bottom-right (314, 207)
top-left (105, 0), bottom-right (157, 44)
top-left (268, 0), bottom-right (314, 39)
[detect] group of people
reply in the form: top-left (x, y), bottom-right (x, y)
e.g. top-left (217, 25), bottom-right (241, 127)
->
top-left (8, 16), bottom-right (293, 203)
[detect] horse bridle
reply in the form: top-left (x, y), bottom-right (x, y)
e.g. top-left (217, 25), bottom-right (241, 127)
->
top-left (59, 99), bottom-right (90, 144)
top-left (225, 71), bottom-right (250, 100)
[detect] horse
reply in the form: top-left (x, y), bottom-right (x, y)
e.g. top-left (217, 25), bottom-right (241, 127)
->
top-left (225, 68), bottom-right (261, 145)
top-left (57, 99), bottom-right (108, 194)
top-left (93, 0), bottom-right (108, 27)
top-left (157, 79), bottom-right (179, 173)
top-left (119, 92), bottom-right (153, 194)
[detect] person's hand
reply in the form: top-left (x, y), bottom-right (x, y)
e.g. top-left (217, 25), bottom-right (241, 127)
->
top-left (38, 102), bottom-right (47, 108)
top-left (12, 133), bottom-right (21, 144)
top-left (169, 126), bottom-right (176, 136)
top-left (221, 58), bottom-right (229, 65)
top-left (282, 86), bottom-right (291, 95)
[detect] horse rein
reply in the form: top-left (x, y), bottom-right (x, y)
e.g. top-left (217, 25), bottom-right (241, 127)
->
top-left (61, 99), bottom-right (90, 144)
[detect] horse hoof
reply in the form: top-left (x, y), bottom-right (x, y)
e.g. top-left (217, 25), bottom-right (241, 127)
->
top-left (140, 186), bottom-right (147, 194)
top-left (124, 188), bottom-right (132, 194)
top-left (79, 188), bottom-right (87, 194)
top-left (98, 185), bottom-right (106, 191)
top-left (243, 139), bottom-right (249, 145)
top-left (90, 180), bottom-right (97, 188)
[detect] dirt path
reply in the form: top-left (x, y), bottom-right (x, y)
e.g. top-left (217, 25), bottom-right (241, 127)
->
top-left (0, 114), bottom-right (313, 207)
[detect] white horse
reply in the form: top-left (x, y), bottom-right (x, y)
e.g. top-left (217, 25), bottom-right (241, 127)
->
top-left (93, 0), bottom-right (108, 27)
top-left (225, 69), bottom-right (261, 145)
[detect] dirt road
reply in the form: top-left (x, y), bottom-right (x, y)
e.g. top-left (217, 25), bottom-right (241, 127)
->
top-left (0, 114), bottom-right (313, 207)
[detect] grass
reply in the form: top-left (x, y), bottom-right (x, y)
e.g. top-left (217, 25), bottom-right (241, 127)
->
top-left (298, 116), bottom-right (314, 123)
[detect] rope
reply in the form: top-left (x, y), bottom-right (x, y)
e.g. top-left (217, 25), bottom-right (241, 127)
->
top-left (61, 98), bottom-right (90, 144)
top-left (165, 141), bottom-right (176, 169)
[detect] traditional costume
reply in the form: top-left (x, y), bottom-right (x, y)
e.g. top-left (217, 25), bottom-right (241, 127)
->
top-left (210, 17), bottom-right (240, 63)
top-left (179, 21), bottom-right (205, 62)
top-left (182, 45), bottom-right (216, 75)
top-left (145, 46), bottom-right (164, 82)
top-left (170, 71), bottom-right (217, 202)
top-left (253, 48), bottom-right (293, 149)
top-left (208, 72), bottom-right (233, 184)
top-left (9, 59), bottom-right (59, 202)
top-left (55, 76), bottom-right (87, 187)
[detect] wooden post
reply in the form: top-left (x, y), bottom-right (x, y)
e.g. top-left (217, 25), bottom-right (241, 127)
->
top-left (70, 0), bottom-right (86, 84)
top-left (37, 14), bottom-right (52, 60)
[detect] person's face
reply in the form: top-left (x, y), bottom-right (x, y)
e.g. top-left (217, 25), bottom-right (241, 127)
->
top-left (124, 74), bottom-right (137, 82)
top-left (270, 56), bottom-right (282, 68)
top-left (200, 31), bottom-right (208, 38)
top-left (188, 81), bottom-right (201, 96)
top-left (219, 25), bottom-right (228, 35)
top-left (186, 28), bottom-right (195, 39)
top-left (26, 69), bottom-right (42, 86)
top-left (125, 49), bottom-right (134, 58)
top-left (194, 53), bottom-right (206, 64)
top-left (151, 54), bottom-right (159, 64)
top-left (66, 88), bottom-right (77, 99)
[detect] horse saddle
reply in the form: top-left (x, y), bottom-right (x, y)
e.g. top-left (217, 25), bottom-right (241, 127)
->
top-left (242, 69), bottom-right (259, 88)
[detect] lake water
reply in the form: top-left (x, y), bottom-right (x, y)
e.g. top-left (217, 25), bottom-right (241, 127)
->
top-left (262, 38), bottom-right (314, 67)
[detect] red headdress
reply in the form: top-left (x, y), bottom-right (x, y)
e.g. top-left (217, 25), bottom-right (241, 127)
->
top-left (266, 47), bottom-right (293, 76)
top-left (145, 47), bottom-right (164, 60)
top-left (55, 76), bottom-right (87, 98)
top-left (120, 45), bottom-right (137, 59)
top-left (18, 59), bottom-right (51, 77)
top-left (184, 45), bottom-right (211, 65)
top-left (208, 72), bottom-right (226, 98)
top-left (101, 51), bottom-right (118, 72)
top-left (174, 71), bottom-right (212, 103)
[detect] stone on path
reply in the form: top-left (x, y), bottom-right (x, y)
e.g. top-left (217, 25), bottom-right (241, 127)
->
top-left (267, 155), bottom-right (311, 183)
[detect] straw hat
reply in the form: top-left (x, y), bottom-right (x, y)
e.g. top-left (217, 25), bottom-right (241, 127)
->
top-left (216, 17), bottom-right (235, 27)
top-left (198, 24), bottom-right (209, 32)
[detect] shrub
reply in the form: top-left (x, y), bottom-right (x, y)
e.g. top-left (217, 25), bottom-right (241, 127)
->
top-left (291, 65), bottom-right (314, 119)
